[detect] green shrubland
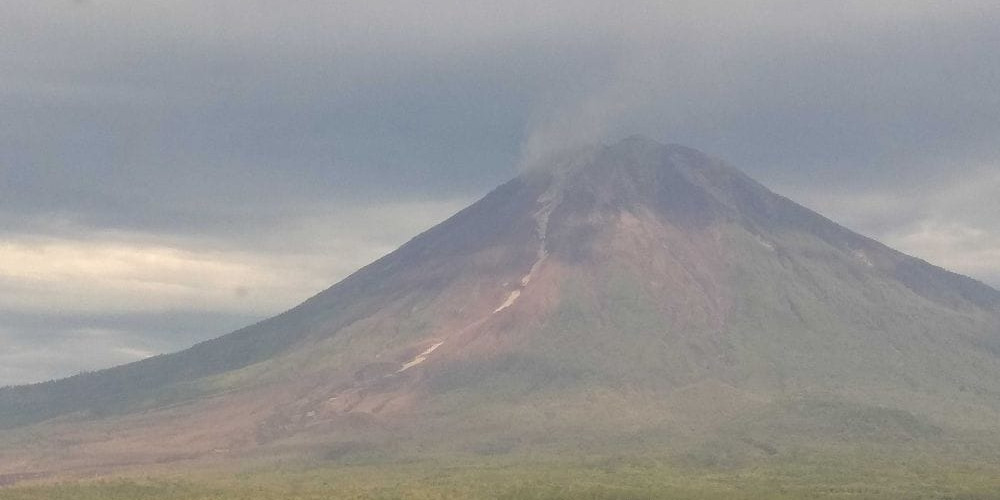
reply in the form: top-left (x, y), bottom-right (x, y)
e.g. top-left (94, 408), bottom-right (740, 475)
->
top-left (5, 453), bottom-right (1000, 500)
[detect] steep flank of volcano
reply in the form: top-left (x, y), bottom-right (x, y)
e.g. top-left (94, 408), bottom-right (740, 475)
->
top-left (1, 136), bottom-right (999, 473)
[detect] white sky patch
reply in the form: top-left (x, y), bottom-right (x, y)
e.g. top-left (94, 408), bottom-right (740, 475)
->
top-left (886, 221), bottom-right (1000, 284)
top-left (0, 326), bottom-right (158, 385)
top-left (0, 238), bottom-right (313, 314)
top-left (778, 166), bottom-right (1000, 288)
top-left (0, 199), bottom-right (467, 385)
top-left (0, 199), bottom-right (468, 317)
top-left (114, 347), bottom-right (157, 360)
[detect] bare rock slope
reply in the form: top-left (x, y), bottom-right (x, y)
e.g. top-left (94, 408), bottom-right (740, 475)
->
top-left (2, 136), bottom-right (999, 471)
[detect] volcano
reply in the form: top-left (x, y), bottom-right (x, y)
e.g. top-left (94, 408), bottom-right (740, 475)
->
top-left (2, 136), bottom-right (1000, 472)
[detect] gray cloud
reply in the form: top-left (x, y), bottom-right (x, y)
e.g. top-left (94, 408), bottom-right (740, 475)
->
top-left (0, 309), bottom-right (256, 386)
top-left (776, 165), bottom-right (1000, 289)
top-left (1, 0), bottom-right (998, 383)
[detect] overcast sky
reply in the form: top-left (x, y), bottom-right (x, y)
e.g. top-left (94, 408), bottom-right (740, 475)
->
top-left (2, 0), bottom-right (999, 386)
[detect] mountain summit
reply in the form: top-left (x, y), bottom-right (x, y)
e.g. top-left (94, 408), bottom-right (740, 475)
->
top-left (3, 136), bottom-right (1000, 471)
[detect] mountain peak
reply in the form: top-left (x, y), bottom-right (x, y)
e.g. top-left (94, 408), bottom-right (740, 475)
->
top-left (529, 136), bottom-right (732, 189)
top-left (521, 135), bottom-right (685, 178)
top-left (3, 139), bottom-right (999, 472)
top-left (611, 133), bottom-right (665, 150)
top-left (522, 137), bottom-right (750, 231)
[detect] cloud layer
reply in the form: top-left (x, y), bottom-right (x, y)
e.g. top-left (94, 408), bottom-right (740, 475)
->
top-left (1, 0), bottom-right (998, 384)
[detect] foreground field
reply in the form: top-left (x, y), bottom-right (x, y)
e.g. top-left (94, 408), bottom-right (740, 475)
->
top-left (4, 453), bottom-right (1000, 500)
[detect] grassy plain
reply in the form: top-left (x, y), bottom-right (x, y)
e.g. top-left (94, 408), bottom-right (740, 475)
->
top-left (4, 451), bottom-right (1000, 500)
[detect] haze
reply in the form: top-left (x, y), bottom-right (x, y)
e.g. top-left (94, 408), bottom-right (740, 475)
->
top-left (2, 0), bottom-right (999, 385)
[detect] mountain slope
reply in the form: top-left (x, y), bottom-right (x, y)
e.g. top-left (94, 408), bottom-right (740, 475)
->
top-left (2, 136), bottom-right (999, 472)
